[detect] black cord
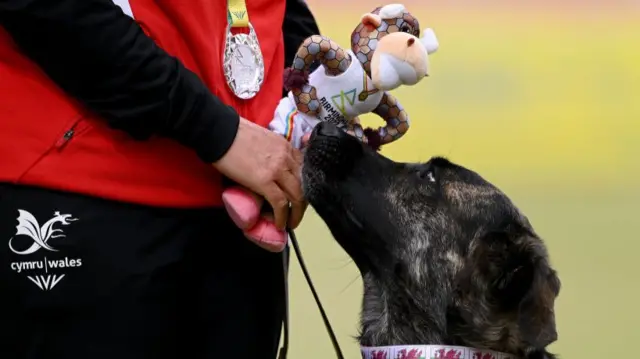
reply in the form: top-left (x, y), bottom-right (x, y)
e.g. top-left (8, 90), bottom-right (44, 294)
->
top-left (278, 245), bottom-right (290, 359)
top-left (287, 228), bottom-right (345, 359)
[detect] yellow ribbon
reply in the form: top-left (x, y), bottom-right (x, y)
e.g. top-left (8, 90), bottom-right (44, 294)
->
top-left (227, 0), bottom-right (249, 28)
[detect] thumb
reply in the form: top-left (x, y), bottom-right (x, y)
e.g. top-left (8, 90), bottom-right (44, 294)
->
top-left (301, 133), bottom-right (311, 148)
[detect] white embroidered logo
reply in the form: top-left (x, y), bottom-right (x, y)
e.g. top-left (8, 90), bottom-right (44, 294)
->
top-left (8, 210), bottom-right (83, 291)
top-left (9, 210), bottom-right (78, 255)
top-left (27, 274), bottom-right (67, 291)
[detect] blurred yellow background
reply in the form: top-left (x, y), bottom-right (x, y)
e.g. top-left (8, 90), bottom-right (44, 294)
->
top-left (286, 1), bottom-right (640, 358)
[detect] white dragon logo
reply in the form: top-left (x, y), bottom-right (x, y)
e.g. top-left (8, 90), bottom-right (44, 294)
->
top-left (8, 210), bottom-right (78, 255)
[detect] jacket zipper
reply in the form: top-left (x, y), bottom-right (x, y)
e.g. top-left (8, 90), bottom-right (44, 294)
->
top-left (14, 117), bottom-right (90, 183)
top-left (54, 128), bottom-right (75, 149)
top-left (54, 118), bottom-right (91, 151)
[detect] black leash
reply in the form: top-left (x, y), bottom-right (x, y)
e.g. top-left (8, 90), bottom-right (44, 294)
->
top-left (278, 228), bottom-right (345, 359)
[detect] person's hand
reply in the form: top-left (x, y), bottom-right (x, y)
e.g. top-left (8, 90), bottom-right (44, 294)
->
top-left (213, 117), bottom-right (306, 230)
top-left (301, 132), bottom-right (311, 147)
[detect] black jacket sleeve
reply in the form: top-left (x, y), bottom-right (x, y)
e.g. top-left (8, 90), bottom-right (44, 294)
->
top-left (281, 0), bottom-right (320, 97)
top-left (0, 0), bottom-right (238, 163)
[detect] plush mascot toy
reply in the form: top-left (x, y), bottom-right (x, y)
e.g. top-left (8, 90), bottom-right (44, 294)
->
top-left (223, 3), bottom-right (439, 252)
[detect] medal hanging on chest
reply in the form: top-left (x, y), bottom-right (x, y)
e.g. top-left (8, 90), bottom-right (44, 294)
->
top-left (223, 0), bottom-right (265, 99)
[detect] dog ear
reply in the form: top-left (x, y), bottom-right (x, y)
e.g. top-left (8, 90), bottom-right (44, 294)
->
top-left (517, 271), bottom-right (558, 349)
top-left (477, 229), bottom-right (559, 349)
top-left (475, 229), bottom-right (535, 307)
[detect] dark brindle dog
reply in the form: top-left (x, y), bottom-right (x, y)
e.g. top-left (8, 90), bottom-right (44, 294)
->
top-left (302, 122), bottom-right (561, 359)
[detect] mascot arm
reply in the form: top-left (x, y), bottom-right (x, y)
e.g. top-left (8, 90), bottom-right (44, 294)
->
top-left (268, 108), bottom-right (317, 149)
top-left (372, 92), bottom-right (410, 145)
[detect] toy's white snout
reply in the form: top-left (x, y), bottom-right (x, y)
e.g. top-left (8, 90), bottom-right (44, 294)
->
top-left (375, 53), bottom-right (424, 90)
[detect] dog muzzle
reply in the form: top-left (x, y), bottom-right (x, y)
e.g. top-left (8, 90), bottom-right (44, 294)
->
top-left (361, 344), bottom-right (516, 359)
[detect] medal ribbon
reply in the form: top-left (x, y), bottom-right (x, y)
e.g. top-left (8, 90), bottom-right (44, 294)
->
top-left (227, 0), bottom-right (249, 28)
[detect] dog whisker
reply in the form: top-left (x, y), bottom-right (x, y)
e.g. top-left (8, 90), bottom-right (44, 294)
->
top-left (328, 256), bottom-right (354, 270)
top-left (339, 274), bottom-right (362, 295)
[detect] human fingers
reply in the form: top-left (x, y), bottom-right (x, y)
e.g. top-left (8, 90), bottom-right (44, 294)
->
top-left (276, 167), bottom-right (303, 204)
top-left (288, 200), bottom-right (308, 229)
top-left (291, 148), bottom-right (304, 167)
top-left (275, 159), bottom-right (305, 226)
top-left (300, 133), bottom-right (311, 148)
top-left (263, 183), bottom-right (289, 230)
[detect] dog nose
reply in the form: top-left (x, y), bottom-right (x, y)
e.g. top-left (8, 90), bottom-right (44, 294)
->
top-left (315, 121), bottom-right (342, 138)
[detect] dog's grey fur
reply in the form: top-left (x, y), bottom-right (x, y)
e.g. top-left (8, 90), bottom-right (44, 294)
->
top-left (302, 122), bottom-right (561, 359)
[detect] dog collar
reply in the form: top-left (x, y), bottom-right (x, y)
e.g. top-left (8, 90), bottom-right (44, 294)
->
top-left (361, 344), bottom-right (516, 359)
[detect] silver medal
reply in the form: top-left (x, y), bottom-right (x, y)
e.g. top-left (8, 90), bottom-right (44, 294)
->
top-left (223, 22), bottom-right (264, 100)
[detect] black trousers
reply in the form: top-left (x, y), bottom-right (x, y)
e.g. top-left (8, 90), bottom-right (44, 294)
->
top-left (0, 183), bottom-right (285, 359)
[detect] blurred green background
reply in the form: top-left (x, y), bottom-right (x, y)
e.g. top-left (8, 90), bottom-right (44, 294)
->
top-left (286, 1), bottom-right (640, 358)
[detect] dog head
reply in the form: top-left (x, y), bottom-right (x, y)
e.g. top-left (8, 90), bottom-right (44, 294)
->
top-left (302, 122), bottom-right (560, 358)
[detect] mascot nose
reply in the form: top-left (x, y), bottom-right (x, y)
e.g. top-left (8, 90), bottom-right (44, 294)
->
top-left (315, 121), bottom-right (342, 138)
top-left (407, 38), bottom-right (415, 47)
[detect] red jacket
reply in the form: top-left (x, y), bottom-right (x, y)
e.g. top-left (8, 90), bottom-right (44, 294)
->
top-left (0, 0), bottom-right (296, 208)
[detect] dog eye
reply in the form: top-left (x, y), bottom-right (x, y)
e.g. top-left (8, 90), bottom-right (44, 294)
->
top-left (416, 167), bottom-right (436, 183)
top-left (425, 170), bottom-right (436, 183)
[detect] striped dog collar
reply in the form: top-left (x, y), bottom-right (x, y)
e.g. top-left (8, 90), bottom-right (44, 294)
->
top-left (361, 344), bottom-right (516, 359)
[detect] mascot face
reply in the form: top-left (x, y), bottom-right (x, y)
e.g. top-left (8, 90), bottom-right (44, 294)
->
top-left (351, 4), bottom-right (439, 91)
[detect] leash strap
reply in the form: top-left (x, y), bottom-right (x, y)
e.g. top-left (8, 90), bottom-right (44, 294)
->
top-left (278, 229), bottom-right (345, 359)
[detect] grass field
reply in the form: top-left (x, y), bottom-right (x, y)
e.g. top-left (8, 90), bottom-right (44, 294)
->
top-left (284, 1), bottom-right (640, 358)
